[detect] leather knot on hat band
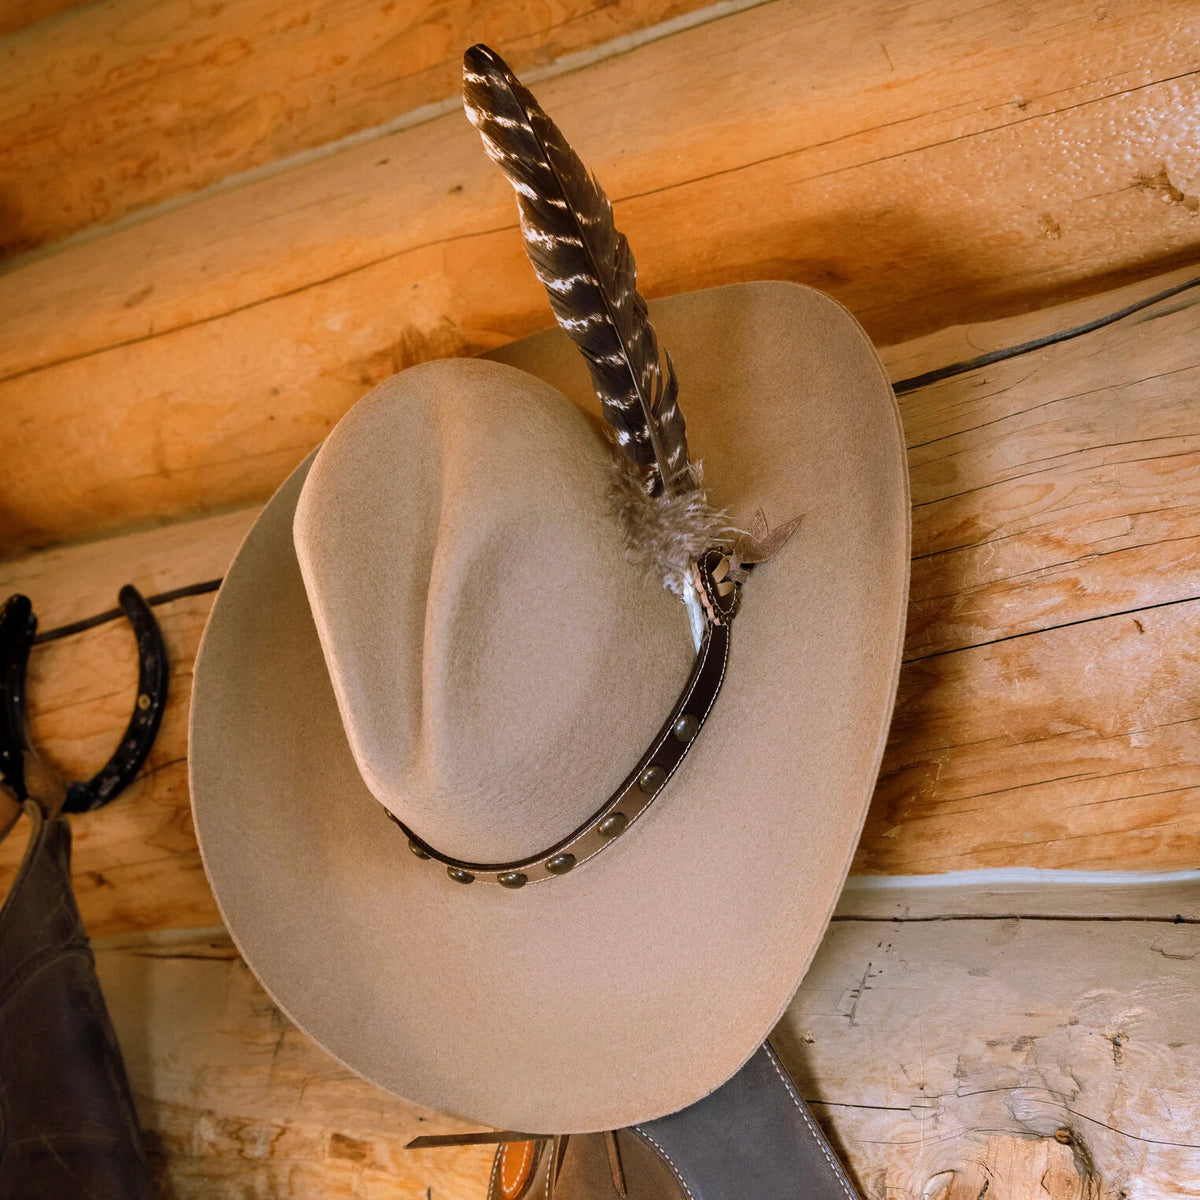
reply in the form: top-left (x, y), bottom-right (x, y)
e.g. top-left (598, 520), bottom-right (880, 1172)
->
top-left (387, 550), bottom-right (739, 888)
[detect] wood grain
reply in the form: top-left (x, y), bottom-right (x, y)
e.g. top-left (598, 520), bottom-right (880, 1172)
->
top-left (2, 270), bottom-right (1198, 935)
top-left (0, 0), bottom-right (722, 257)
top-left (855, 274), bottom-right (1200, 875)
top-left (781, 902), bottom-right (1200, 1197)
top-left (91, 889), bottom-right (1200, 1196)
top-left (3, 506), bottom-right (253, 630)
top-left (861, 598), bottom-right (1200, 873)
top-left (836, 872), bottom-right (1200, 921)
top-left (2, 0), bottom-right (1199, 554)
top-left (0, 0), bottom-right (93, 40)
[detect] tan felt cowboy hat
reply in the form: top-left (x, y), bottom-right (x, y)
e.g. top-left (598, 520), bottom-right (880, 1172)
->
top-left (189, 278), bottom-right (910, 1133)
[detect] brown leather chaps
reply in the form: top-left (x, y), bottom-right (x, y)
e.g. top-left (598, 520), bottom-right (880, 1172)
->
top-left (0, 803), bottom-right (154, 1199)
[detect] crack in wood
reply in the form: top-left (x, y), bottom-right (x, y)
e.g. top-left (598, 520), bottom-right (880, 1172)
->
top-left (911, 532), bottom-right (1200, 606)
top-left (912, 435), bottom-right (1200, 504)
top-left (902, 592), bottom-right (1200, 663)
top-left (905, 358), bottom-right (1200, 453)
top-left (832, 914), bottom-right (1200, 925)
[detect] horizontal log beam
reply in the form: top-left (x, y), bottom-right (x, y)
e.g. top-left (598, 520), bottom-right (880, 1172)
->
top-left (0, 0), bottom-right (723, 256)
top-left (93, 890), bottom-right (1200, 1195)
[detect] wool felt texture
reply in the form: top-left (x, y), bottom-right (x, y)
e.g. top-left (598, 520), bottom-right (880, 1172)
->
top-left (189, 281), bottom-right (910, 1133)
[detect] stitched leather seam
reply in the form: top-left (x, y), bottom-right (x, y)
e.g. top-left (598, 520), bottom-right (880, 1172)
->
top-left (494, 1137), bottom-right (537, 1195)
top-left (764, 1046), bottom-right (857, 1200)
top-left (488, 1142), bottom-right (503, 1200)
top-left (630, 1128), bottom-right (697, 1200)
top-left (502, 1139), bottom-right (534, 1200)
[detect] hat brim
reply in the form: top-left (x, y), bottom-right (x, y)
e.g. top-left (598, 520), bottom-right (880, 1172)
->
top-left (189, 282), bottom-right (909, 1132)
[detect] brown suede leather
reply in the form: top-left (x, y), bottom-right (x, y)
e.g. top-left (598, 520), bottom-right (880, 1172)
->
top-left (0, 804), bottom-right (154, 1199)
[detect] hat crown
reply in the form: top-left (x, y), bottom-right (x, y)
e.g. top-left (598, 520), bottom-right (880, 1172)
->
top-left (293, 358), bottom-right (690, 864)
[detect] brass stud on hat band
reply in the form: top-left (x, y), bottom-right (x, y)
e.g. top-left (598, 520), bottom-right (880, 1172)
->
top-left (638, 765), bottom-right (666, 794)
top-left (384, 810), bottom-right (434, 860)
top-left (389, 549), bottom-right (736, 887)
top-left (672, 713), bottom-right (699, 743)
top-left (598, 812), bottom-right (627, 839)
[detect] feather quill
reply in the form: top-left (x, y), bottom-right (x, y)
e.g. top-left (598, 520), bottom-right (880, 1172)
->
top-left (462, 44), bottom-right (726, 594)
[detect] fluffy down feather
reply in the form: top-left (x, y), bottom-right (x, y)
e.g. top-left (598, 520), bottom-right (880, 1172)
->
top-left (608, 458), bottom-right (730, 597)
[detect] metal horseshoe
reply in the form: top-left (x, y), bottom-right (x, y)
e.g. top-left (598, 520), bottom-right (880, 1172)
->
top-left (0, 585), bottom-right (168, 834)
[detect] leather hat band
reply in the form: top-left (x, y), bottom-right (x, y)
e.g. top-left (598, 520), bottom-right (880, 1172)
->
top-left (387, 549), bottom-right (739, 888)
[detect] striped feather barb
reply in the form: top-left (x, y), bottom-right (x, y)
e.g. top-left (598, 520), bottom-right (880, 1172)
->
top-left (462, 44), bottom-right (725, 596)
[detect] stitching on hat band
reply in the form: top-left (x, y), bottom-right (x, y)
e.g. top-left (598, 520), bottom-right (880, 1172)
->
top-left (386, 550), bottom-right (738, 887)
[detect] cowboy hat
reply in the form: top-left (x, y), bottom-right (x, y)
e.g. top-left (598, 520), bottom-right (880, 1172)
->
top-left (189, 276), bottom-right (909, 1133)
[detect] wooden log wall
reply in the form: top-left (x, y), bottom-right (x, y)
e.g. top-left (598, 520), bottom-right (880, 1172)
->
top-left (1, 0), bottom-right (1199, 554)
top-left (4, 0), bottom-right (1200, 1194)
top-left (0, 0), bottom-right (91, 40)
top-left (92, 880), bottom-right (1200, 1198)
top-left (0, 0), bottom-right (724, 254)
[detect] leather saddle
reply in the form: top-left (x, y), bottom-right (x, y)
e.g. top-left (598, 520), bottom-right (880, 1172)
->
top-left (485, 1043), bottom-right (860, 1200)
top-left (0, 803), bottom-right (155, 1199)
